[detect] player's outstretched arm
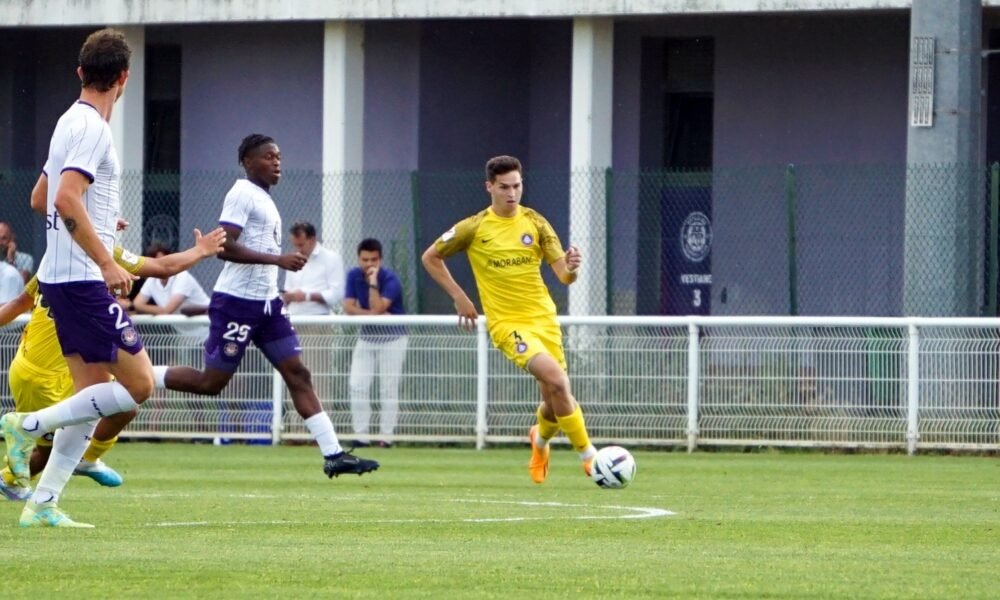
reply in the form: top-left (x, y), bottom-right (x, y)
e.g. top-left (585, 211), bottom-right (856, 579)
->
top-left (421, 244), bottom-right (478, 330)
top-left (0, 291), bottom-right (33, 326)
top-left (137, 227), bottom-right (227, 279)
top-left (30, 173), bottom-right (47, 215)
top-left (551, 245), bottom-right (581, 285)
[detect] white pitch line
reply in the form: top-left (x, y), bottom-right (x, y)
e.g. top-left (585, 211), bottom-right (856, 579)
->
top-left (451, 499), bottom-right (674, 519)
top-left (147, 499), bottom-right (674, 527)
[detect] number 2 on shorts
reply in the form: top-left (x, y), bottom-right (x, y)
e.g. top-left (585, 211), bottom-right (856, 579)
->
top-left (107, 302), bottom-right (129, 330)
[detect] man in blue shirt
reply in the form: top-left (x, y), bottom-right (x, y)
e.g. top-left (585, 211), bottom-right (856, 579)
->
top-left (343, 238), bottom-right (408, 448)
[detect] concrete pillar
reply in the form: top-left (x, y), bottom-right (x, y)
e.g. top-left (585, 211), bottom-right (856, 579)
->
top-left (109, 26), bottom-right (145, 252)
top-left (903, 0), bottom-right (982, 315)
top-left (321, 20), bottom-right (365, 259)
top-left (568, 17), bottom-right (613, 316)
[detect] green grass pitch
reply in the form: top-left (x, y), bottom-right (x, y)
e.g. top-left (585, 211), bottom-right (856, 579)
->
top-left (0, 443), bottom-right (996, 598)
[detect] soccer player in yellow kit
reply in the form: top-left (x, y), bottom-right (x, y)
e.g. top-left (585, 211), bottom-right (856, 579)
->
top-left (0, 228), bottom-right (225, 500)
top-left (422, 155), bottom-right (597, 483)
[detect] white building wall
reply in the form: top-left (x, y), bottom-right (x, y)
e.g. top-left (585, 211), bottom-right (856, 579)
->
top-left (0, 0), bottom-right (930, 26)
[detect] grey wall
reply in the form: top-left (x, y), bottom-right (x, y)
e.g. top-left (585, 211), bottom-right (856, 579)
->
top-left (713, 14), bottom-right (909, 167)
top-left (31, 30), bottom-right (87, 170)
top-left (414, 19), bottom-right (573, 313)
top-left (0, 12), bottom-right (936, 317)
top-left (613, 13), bottom-right (911, 315)
top-left (364, 21), bottom-right (421, 172)
top-left (712, 14), bottom-right (910, 315)
top-left (0, 28), bottom-right (89, 270)
top-left (360, 21), bottom-right (423, 307)
top-left (0, 35), bottom-right (15, 171)
top-left (528, 21), bottom-right (572, 171)
top-left (178, 23), bottom-right (324, 289)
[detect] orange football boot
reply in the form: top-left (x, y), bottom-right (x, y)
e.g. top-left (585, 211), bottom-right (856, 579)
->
top-left (528, 425), bottom-right (550, 484)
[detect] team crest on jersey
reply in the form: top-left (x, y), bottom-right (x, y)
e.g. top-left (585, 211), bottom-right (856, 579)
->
top-left (516, 341), bottom-right (528, 354)
top-left (441, 226), bottom-right (456, 242)
top-left (224, 342), bottom-right (240, 357)
top-left (521, 233), bottom-right (534, 246)
top-left (121, 326), bottom-right (139, 347)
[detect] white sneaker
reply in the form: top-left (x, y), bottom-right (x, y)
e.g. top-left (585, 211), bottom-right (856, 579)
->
top-left (20, 500), bottom-right (94, 528)
top-left (73, 460), bottom-right (123, 487)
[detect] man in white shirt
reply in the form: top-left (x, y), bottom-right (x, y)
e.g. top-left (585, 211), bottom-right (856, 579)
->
top-left (281, 221), bottom-right (344, 409)
top-left (0, 261), bottom-right (24, 303)
top-left (2, 28), bottom-right (155, 528)
top-left (282, 221), bottom-right (344, 316)
top-left (132, 243), bottom-right (211, 339)
top-left (0, 221), bottom-right (35, 283)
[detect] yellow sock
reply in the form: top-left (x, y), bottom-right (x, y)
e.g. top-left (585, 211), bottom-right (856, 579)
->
top-left (83, 436), bottom-right (118, 463)
top-left (556, 406), bottom-right (596, 459)
top-left (536, 406), bottom-right (560, 442)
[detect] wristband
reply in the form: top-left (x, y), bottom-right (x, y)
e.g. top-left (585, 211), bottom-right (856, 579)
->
top-left (368, 283), bottom-right (379, 290)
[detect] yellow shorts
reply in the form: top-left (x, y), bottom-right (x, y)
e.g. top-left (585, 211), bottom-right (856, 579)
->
top-left (490, 320), bottom-right (567, 372)
top-left (9, 357), bottom-right (73, 448)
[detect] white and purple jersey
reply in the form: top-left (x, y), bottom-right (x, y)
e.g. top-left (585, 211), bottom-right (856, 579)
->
top-left (38, 100), bottom-right (120, 284)
top-left (215, 179), bottom-right (282, 300)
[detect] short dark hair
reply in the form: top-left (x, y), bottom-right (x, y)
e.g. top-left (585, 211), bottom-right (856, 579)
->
top-left (357, 238), bottom-right (382, 257)
top-left (145, 243), bottom-right (171, 257)
top-left (78, 28), bottom-right (131, 92)
top-left (238, 134), bottom-right (275, 166)
top-left (290, 221), bottom-right (316, 238)
top-left (485, 155), bottom-right (522, 183)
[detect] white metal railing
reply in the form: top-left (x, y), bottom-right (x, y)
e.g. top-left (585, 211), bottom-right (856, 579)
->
top-left (2, 314), bottom-right (999, 454)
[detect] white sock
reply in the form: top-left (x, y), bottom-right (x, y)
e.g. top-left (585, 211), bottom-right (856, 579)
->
top-left (25, 381), bottom-right (138, 436)
top-left (32, 420), bottom-right (97, 505)
top-left (303, 412), bottom-right (342, 457)
top-left (152, 366), bottom-right (168, 389)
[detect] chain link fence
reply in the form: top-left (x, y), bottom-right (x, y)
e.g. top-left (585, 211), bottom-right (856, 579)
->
top-left (1, 164), bottom-right (996, 317)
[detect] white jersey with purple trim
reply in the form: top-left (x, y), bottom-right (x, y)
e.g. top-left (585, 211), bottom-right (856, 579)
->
top-left (38, 100), bottom-right (121, 284)
top-left (214, 179), bottom-right (282, 300)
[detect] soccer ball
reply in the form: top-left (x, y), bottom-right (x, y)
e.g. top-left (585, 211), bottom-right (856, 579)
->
top-left (590, 446), bottom-right (637, 489)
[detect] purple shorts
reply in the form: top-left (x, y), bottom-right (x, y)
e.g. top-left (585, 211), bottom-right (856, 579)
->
top-left (39, 281), bottom-right (144, 363)
top-left (203, 292), bottom-right (301, 373)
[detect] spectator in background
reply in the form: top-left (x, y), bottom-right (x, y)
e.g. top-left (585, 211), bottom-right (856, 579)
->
top-left (0, 259), bottom-right (23, 304)
top-left (281, 221), bottom-right (345, 316)
top-left (281, 221), bottom-right (345, 408)
top-left (0, 221), bottom-right (35, 283)
top-left (343, 238), bottom-right (408, 448)
top-left (130, 243), bottom-right (211, 340)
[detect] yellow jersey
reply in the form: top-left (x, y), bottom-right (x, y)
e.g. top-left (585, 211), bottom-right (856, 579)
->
top-left (434, 205), bottom-right (565, 327)
top-left (16, 246), bottom-right (147, 374)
